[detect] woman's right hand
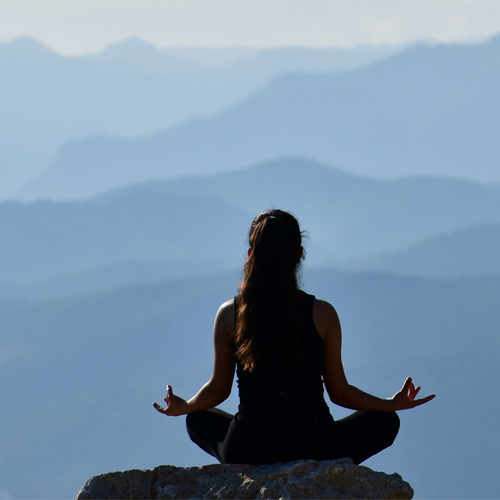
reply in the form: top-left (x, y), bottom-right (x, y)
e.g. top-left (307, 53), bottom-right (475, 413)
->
top-left (389, 377), bottom-right (436, 410)
top-left (153, 385), bottom-right (188, 416)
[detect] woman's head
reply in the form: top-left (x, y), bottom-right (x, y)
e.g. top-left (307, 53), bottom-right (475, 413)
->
top-left (247, 209), bottom-right (303, 269)
top-left (234, 209), bottom-right (305, 372)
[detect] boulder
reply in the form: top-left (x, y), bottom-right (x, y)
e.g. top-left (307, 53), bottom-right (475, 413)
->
top-left (75, 458), bottom-right (413, 499)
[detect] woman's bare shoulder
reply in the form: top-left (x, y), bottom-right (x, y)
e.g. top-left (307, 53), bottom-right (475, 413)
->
top-left (214, 299), bottom-right (235, 331)
top-left (218, 298), bottom-right (235, 314)
top-left (312, 298), bottom-right (341, 340)
top-left (313, 298), bottom-right (339, 317)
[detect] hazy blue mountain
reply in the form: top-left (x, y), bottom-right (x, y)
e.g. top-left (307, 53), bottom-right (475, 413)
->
top-left (3, 158), bottom-right (500, 289)
top-left (99, 39), bottom-right (399, 77)
top-left (0, 269), bottom-right (498, 499)
top-left (339, 224), bottom-right (500, 277)
top-left (166, 45), bottom-right (399, 69)
top-left (0, 38), bottom-right (67, 198)
top-left (0, 38), bottom-right (250, 198)
top-left (20, 33), bottom-right (500, 200)
top-left (0, 193), bottom-right (249, 283)
top-left (94, 158), bottom-right (500, 260)
top-left (0, 37), bottom-right (396, 200)
top-left (167, 46), bottom-right (260, 67)
top-left (0, 140), bottom-right (46, 201)
top-left (97, 38), bottom-right (207, 75)
top-left (0, 259), bottom-right (238, 302)
top-left (0, 36), bottom-right (61, 65)
top-left (196, 44), bottom-right (401, 78)
top-left (0, 38), bottom-right (209, 198)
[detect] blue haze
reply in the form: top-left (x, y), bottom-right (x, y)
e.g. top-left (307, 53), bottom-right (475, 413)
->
top-left (1, 270), bottom-right (499, 499)
top-left (17, 35), bottom-right (500, 201)
top-left (0, 37), bottom-right (396, 199)
top-left (0, 34), bottom-right (499, 500)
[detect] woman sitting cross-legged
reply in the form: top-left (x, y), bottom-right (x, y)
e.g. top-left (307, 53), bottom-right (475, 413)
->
top-left (153, 209), bottom-right (435, 465)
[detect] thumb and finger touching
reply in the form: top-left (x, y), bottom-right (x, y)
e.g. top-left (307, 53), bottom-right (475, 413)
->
top-left (399, 377), bottom-right (436, 408)
top-left (153, 385), bottom-right (174, 414)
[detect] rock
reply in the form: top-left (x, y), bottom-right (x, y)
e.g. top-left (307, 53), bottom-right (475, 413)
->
top-left (75, 458), bottom-right (413, 499)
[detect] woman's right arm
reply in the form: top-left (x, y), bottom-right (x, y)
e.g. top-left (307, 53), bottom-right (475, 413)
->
top-left (153, 299), bottom-right (236, 416)
top-left (314, 299), bottom-right (435, 412)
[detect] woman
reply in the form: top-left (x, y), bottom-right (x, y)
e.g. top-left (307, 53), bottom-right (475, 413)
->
top-left (153, 209), bottom-right (435, 465)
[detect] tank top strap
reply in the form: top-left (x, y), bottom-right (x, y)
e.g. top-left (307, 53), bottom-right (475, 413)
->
top-left (298, 290), bottom-right (322, 346)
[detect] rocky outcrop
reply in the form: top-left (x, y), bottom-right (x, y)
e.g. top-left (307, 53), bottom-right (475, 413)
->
top-left (75, 458), bottom-right (413, 499)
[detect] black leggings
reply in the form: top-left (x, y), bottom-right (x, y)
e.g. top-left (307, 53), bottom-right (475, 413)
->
top-left (186, 409), bottom-right (400, 465)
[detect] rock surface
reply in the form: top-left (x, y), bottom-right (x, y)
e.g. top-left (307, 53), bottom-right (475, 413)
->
top-left (76, 458), bottom-right (413, 499)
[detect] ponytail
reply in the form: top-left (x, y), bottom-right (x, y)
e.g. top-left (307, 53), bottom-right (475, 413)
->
top-left (234, 210), bottom-right (304, 372)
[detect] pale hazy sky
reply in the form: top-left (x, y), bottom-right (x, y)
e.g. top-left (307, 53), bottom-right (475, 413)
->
top-left (2, 0), bottom-right (500, 54)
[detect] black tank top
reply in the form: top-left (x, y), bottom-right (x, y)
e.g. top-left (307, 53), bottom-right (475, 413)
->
top-left (233, 291), bottom-right (333, 428)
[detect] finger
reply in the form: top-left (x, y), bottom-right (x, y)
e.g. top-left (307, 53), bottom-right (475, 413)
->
top-left (153, 402), bottom-right (168, 414)
top-left (408, 384), bottom-right (419, 400)
top-left (402, 377), bottom-right (412, 393)
top-left (413, 394), bottom-right (436, 406)
top-left (165, 385), bottom-right (173, 403)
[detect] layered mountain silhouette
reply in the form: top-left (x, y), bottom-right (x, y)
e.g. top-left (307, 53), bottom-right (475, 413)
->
top-left (0, 37), bottom-right (394, 199)
top-left (104, 158), bottom-right (500, 259)
top-left (3, 158), bottom-right (500, 289)
top-left (99, 38), bottom-right (399, 77)
top-left (340, 224), bottom-right (500, 277)
top-left (2, 34), bottom-right (499, 500)
top-left (19, 34), bottom-right (500, 200)
top-left (0, 193), bottom-right (249, 283)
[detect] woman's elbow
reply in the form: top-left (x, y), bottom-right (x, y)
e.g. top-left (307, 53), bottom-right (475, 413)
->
top-left (213, 384), bottom-right (232, 405)
top-left (221, 384), bottom-right (234, 402)
top-left (325, 384), bottom-right (351, 407)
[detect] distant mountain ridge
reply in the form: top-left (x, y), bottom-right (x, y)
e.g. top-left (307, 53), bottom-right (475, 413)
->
top-left (97, 38), bottom-right (400, 76)
top-left (339, 223), bottom-right (500, 278)
top-left (94, 157), bottom-right (500, 260)
top-left (0, 192), bottom-right (249, 283)
top-left (19, 33), bottom-right (500, 200)
top-left (0, 36), bottom-right (395, 200)
top-left (3, 158), bottom-right (500, 288)
top-left (96, 38), bottom-right (208, 75)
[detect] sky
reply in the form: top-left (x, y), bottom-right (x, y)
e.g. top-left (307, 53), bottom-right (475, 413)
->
top-left (2, 0), bottom-right (500, 55)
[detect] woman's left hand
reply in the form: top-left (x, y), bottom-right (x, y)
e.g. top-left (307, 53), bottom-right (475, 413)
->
top-left (153, 385), bottom-right (188, 416)
top-left (389, 377), bottom-right (436, 410)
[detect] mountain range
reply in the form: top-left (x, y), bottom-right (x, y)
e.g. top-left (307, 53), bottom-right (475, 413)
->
top-left (339, 223), bottom-right (500, 277)
top-left (0, 37), bottom-right (396, 199)
top-left (109, 158), bottom-right (500, 259)
top-left (1, 158), bottom-right (500, 294)
top-left (19, 34), bottom-right (500, 200)
top-left (0, 192), bottom-right (249, 283)
top-left (1, 33), bottom-right (499, 500)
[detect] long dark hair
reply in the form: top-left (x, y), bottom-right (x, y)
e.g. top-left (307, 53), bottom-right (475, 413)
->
top-left (233, 209), bottom-right (304, 372)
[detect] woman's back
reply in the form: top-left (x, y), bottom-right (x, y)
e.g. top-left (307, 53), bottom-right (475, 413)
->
top-left (233, 290), bottom-right (329, 419)
top-left (222, 290), bottom-right (335, 464)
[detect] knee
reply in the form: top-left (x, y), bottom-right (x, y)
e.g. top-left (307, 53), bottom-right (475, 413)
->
top-left (186, 411), bottom-right (203, 432)
top-left (186, 412), bottom-right (200, 434)
top-left (385, 411), bottom-right (400, 445)
top-left (186, 411), bottom-right (210, 445)
top-left (370, 410), bottom-right (400, 447)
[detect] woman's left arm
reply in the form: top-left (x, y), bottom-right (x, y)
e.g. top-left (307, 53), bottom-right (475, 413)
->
top-left (153, 299), bottom-right (236, 416)
top-left (317, 298), bottom-right (435, 412)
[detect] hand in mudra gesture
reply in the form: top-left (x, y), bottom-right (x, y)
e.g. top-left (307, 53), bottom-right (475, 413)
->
top-left (390, 377), bottom-right (435, 410)
top-left (153, 385), bottom-right (187, 417)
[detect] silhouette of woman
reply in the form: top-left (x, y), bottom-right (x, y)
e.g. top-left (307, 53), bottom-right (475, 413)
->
top-left (153, 209), bottom-right (435, 464)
